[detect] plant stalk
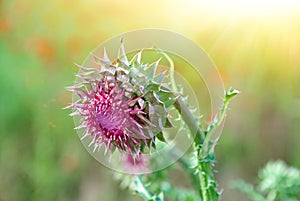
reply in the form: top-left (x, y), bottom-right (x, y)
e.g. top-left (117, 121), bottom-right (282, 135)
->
top-left (133, 175), bottom-right (153, 200)
top-left (174, 97), bottom-right (217, 201)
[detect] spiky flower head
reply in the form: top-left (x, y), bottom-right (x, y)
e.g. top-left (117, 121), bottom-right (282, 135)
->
top-left (66, 41), bottom-right (176, 156)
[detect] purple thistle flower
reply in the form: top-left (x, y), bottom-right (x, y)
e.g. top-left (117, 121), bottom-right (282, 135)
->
top-left (66, 42), bottom-right (176, 156)
top-left (67, 73), bottom-right (153, 155)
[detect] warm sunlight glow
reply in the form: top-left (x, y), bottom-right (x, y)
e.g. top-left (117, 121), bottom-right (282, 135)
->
top-left (187, 0), bottom-right (300, 19)
top-left (221, 0), bottom-right (300, 17)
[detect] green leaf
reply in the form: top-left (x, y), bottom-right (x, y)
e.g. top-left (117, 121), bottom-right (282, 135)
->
top-left (234, 160), bottom-right (300, 201)
top-left (225, 87), bottom-right (240, 101)
top-left (233, 180), bottom-right (266, 201)
top-left (258, 160), bottom-right (300, 199)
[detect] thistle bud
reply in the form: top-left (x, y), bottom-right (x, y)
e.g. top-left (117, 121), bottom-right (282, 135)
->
top-left (66, 42), bottom-right (176, 156)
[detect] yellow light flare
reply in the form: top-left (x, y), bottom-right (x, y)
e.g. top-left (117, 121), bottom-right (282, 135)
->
top-left (185, 0), bottom-right (300, 19)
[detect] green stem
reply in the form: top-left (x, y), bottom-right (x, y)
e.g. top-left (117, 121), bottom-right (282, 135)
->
top-left (202, 96), bottom-right (230, 153)
top-left (162, 49), bottom-right (209, 200)
top-left (174, 98), bottom-right (204, 144)
top-left (174, 97), bottom-right (214, 201)
top-left (174, 92), bottom-right (237, 201)
top-left (197, 89), bottom-right (239, 201)
top-left (133, 175), bottom-right (153, 200)
top-left (201, 161), bottom-right (219, 201)
top-left (170, 147), bottom-right (202, 197)
top-left (163, 50), bottom-right (239, 201)
top-left (198, 162), bottom-right (209, 201)
top-left (202, 88), bottom-right (239, 158)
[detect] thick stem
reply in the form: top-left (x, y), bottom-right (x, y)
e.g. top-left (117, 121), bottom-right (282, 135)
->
top-left (198, 162), bottom-right (209, 200)
top-left (174, 97), bottom-right (216, 201)
top-left (174, 98), bottom-right (204, 144)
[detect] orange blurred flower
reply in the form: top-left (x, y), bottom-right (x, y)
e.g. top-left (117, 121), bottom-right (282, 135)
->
top-left (26, 37), bottom-right (55, 65)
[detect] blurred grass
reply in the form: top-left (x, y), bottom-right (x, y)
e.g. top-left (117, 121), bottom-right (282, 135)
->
top-left (0, 0), bottom-right (300, 201)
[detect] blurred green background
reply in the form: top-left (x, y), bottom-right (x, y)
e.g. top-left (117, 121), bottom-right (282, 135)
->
top-left (1, 1), bottom-right (300, 201)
